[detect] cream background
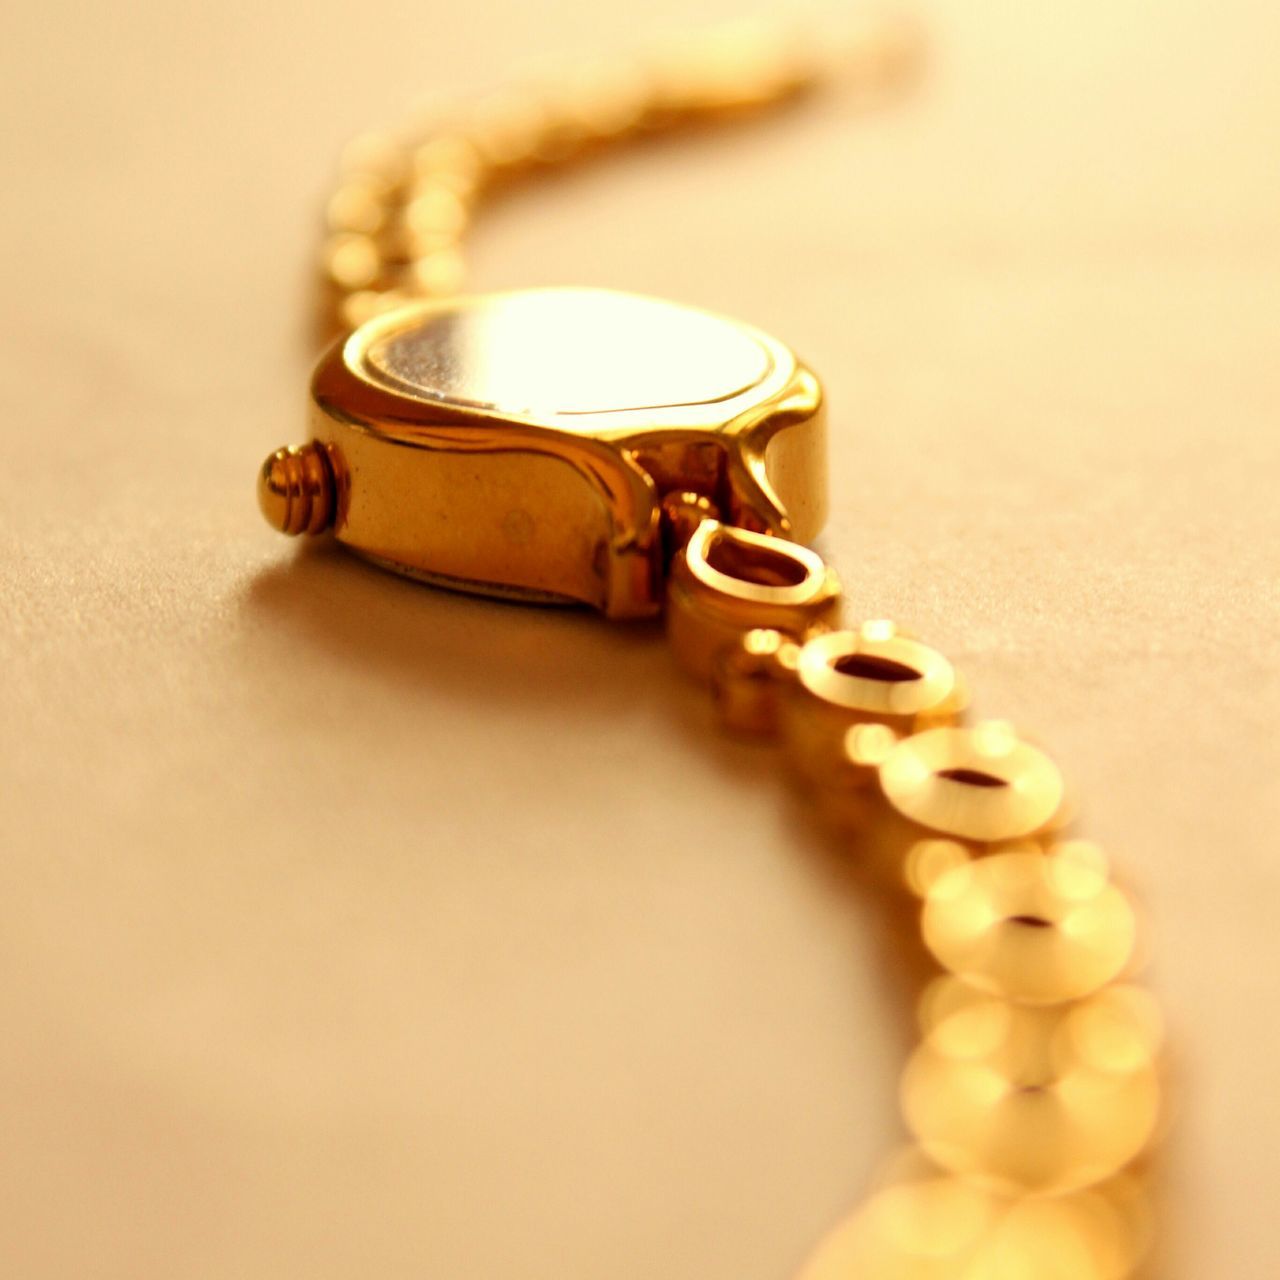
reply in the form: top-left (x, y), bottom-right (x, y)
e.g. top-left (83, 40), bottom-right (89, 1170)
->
top-left (3, 1), bottom-right (1278, 1276)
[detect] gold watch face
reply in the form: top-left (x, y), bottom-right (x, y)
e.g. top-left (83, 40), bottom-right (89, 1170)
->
top-left (358, 288), bottom-right (777, 424)
top-left (294, 287), bottom-right (827, 617)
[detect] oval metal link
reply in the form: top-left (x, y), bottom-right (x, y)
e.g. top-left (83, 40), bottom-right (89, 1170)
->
top-left (666, 520), bottom-right (841, 679)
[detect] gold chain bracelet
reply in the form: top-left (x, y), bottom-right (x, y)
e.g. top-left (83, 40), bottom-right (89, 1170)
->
top-left (256, 16), bottom-right (1162, 1279)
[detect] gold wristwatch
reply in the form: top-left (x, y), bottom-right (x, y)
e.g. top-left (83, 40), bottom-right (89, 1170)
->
top-left (256, 18), bottom-right (1162, 1278)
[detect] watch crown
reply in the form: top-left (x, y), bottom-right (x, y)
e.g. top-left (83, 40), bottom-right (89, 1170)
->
top-left (257, 442), bottom-right (336, 536)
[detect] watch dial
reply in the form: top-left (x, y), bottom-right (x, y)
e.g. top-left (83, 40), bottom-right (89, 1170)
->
top-left (358, 288), bottom-right (776, 427)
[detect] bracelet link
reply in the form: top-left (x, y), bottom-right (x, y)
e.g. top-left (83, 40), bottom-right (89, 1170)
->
top-left (783, 622), bottom-right (968, 790)
top-left (879, 722), bottom-right (1069, 844)
top-left (710, 628), bottom-right (803, 736)
top-left (665, 520), bottom-right (841, 680)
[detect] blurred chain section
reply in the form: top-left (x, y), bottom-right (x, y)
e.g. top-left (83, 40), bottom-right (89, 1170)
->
top-left (668, 518), bottom-right (1162, 1280)
top-left (318, 12), bottom-right (922, 338)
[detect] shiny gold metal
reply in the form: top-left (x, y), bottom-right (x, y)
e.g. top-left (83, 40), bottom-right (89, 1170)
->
top-left (660, 490), bottom-right (721, 562)
top-left (326, 179), bottom-right (391, 235)
top-left (666, 519), bottom-right (841, 678)
top-left (783, 622), bottom-right (967, 793)
top-left (710, 628), bottom-right (802, 735)
top-left (307, 16), bottom-right (916, 342)
top-left (879, 721), bottom-right (1067, 843)
top-left (922, 845), bottom-right (1138, 1005)
top-left (278, 288), bottom-right (826, 616)
top-left (323, 231), bottom-right (383, 292)
top-left (646, 17), bottom-right (819, 120)
top-left (257, 442), bottom-right (336, 536)
top-left (797, 1161), bottom-right (1151, 1280)
top-left (902, 988), bottom-right (1161, 1195)
top-left (258, 19), bottom-right (1163, 1277)
top-left (974, 1176), bottom-right (1153, 1280)
top-left (904, 838), bottom-right (974, 899)
top-left (258, 16), bottom-right (926, 610)
top-left (796, 1171), bottom-right (1000, 1280)
top-left (797, 624), bottom-right (961, 724)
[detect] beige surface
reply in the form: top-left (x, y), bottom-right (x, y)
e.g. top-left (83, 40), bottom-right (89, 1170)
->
top-left (3, 1), bottom-right (1278, 1276)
